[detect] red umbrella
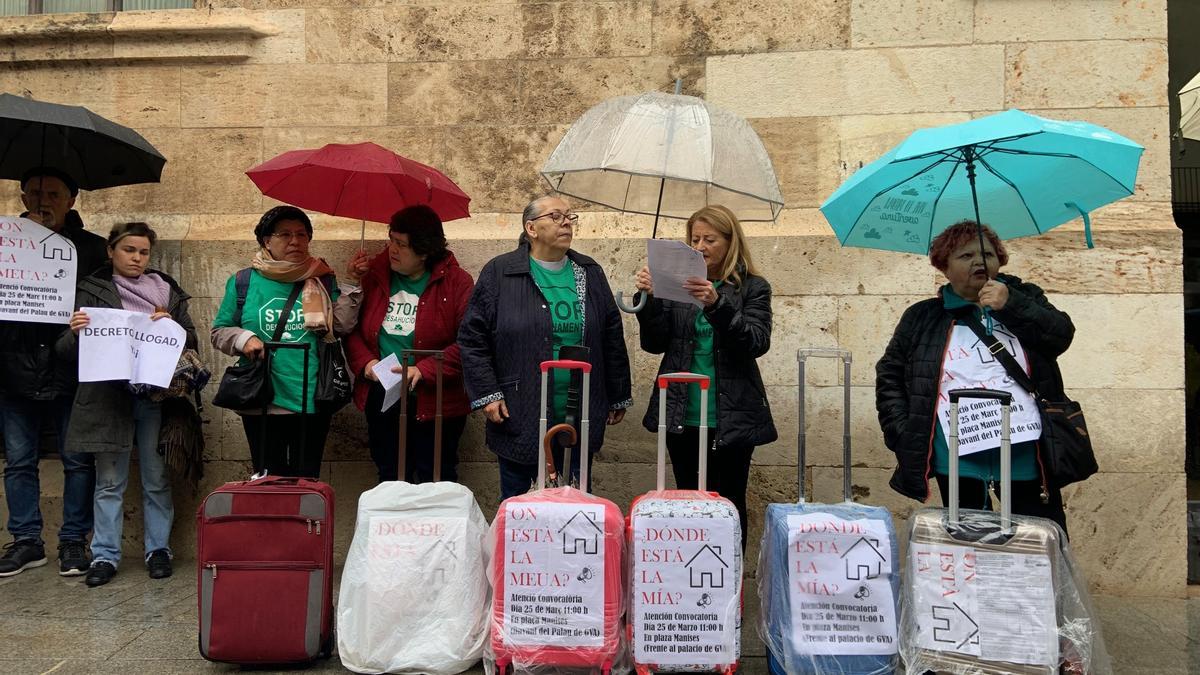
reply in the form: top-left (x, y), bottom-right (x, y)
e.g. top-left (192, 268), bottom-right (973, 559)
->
top-left (246, 142), bottom-right (471, 234)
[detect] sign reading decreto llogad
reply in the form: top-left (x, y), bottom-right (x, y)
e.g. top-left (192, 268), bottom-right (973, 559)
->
top-left (502, 502), bottom-right (606, 648)
top-left (78, 307), bottom-right (186, 388)
top-left (0, 216), bottom-right (77, 324)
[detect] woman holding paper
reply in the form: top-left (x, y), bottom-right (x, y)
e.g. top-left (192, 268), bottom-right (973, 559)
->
top-left (56, 222), bottom-right (197, 587)
top-left (875, 221), bottom-right (1074, 532)
top-left (633, 204), bottom-right (776, 547)
top-left (345, 205), bottom-right (475, 484)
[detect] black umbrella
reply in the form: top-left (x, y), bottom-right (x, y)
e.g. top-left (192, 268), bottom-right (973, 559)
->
top-left (0, 93), bottom-right (166, 190)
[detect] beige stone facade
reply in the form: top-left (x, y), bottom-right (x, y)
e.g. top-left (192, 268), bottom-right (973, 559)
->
top-left (0, 0), bottom-right (1182, 597)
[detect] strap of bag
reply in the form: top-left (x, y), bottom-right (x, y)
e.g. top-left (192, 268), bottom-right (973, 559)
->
top-left (961, 313), bottom-right (1041, 399)
top-left (272, 282), bottom-right (303, 342)
top-left (232, 268), bottom-right (252, 326)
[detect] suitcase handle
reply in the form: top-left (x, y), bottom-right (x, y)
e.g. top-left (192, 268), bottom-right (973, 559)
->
top-left (398, 350), bottom-right (445, 483)
top-left (947, 388), bottom-right (1013, 533)
top-left (656, 372), bottom-right (711, 491)
top-left (538, 360), bottom-right (591, 492)
top-left (796, 348), bottom-right (852, 504)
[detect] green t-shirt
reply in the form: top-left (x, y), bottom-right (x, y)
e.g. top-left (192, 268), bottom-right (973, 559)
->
top-left (377, 270), bottom-right (429, 362)
top-left (213, 271), bottom-right (340, 413)
top-left (529, 257), bottom-right (582, 420)
top-left (686, 282), bottom-right (721, 428)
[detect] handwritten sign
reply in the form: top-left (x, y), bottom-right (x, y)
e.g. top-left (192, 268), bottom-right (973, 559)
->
top-left (77, 307), bottom-right (186, 388)
top-left (631, 512), bottom-right (740, 665)
top-left (0, 216), bottom-right (76, 324)
top-left (502, 501), bottom-right (606, 648)
top-left (909, 542), bottom-right (1057, 667)
top-left (366, 515), bottom-right (466, 593)
top-left (786, 514), bottom-right (898, 656)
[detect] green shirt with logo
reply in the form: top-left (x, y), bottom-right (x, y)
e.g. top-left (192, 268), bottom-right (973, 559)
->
top-left (529, 257), bottom-right (582, 421)
top-left (213, 271), bottom-right (340, 413)
top-left (377, 270), bottom-right (429, 363)
top-left (686, 282), bottom-right (721, 428)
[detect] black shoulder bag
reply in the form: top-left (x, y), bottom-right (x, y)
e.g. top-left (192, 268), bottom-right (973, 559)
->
top-left (962, 315), bottom-right (1098, 488)
top-left (314, 274), bottom-right (353, 412)
top-left (212, 281), bottom-right (302, 410)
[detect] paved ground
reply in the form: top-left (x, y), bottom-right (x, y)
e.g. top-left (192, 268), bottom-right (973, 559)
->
top-left (0, 564), bottom-right (1195, 674)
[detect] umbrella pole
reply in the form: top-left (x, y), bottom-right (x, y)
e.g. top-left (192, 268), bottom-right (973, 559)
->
top-left (651, 176), bottom-right (666, 239)
top-left (964, 148), bottom-right (993, 335)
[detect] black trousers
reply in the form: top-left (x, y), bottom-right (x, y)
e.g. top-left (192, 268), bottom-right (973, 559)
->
top-left (934, 473), bottom-right (1068, 537)
top-left (365, 383), bottom-right (467, 484)
top-left (665, 425), bottom-right (753, 549)
top-left (241, 412), bottom-right (332, 479)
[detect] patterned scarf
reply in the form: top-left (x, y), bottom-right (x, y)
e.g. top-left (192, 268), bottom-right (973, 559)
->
top-left (251, 249), bottom-right (336, 341)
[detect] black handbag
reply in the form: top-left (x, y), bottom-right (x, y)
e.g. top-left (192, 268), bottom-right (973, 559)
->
top-left (211, 282), bottom-right (302, 411)
top-left (315, 338), bottom-right (352, 412)
top-left (962, 316), bottom-right (1098, 488)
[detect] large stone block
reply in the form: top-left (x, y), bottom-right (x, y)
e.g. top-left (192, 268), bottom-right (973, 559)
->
top-left (652, 0), bottom-right (848, 55)
top-left (180, 64), bottom-right (388, 127)
top-left (757, 385), bottom-right (897, 472)
top-left (850, 0), bottom-right (973, 48)
top-left (707, 46), bottom-right (1004, 118)
top-left (0, 63), bottom-right (180, 129)
top-left (106, 8), bottom-right (305, 63)
top-left (1074, 388), bottom-right (1182, 474)
top-left (975, 0), bottom-right (1167, 43)
top-left (388, 61), bottom-right (520, 127)
top-left (306, 4), bottom-right (523, 63)
top-left (517, 56), bottom-right (705, 125)
top-left (522, 1), bottom-right (653, 58)
top-left (1055, 293), bottom-right (1182, 391)
top-left (1001, 227), bottom-right (1181, 295)
top-left (753, 236), bottom-right (940, 297)
top-left (836, 295), bottom-right (929, 386)
top-left (756, 295), bottom-right (840, 387)
top-left (262, 126), bottom-right (442, 167)
top-left (437, 125), bottom-right (570, 213)
top-left (1005, 41), bottom-right (1168, 109)
top-left (1063, 472), bottom-right (1186, 597)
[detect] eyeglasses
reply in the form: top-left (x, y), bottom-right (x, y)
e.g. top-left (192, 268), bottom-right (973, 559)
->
top-left (529, 211), bottom-right (579, 225)
top-left (270, 231), bottom-right (311, 242)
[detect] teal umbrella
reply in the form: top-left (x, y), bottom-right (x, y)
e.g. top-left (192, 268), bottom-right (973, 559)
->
top-left (820, 109), bottom-right (1143, 254)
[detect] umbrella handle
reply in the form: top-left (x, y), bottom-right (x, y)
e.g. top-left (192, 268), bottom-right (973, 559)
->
top-left (615, 289), bottom-right (646, 314)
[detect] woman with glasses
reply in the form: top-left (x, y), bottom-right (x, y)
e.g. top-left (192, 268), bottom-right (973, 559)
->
top-left (211, 206), bottom-right (369, 477)
top-left (346, 206), bottom-right (475, 484)
top-left (459, 195), bottom-right (633, 499)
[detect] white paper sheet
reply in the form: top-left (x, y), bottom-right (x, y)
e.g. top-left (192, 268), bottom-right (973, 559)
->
top-left (0, 216), bottom-right (77, 324)
top-left (77, 307), bottom-right (186, 388)
top-left (372, 352), bottom-right (405, 412)
top-left (647, 239), bottom-right (706, 307)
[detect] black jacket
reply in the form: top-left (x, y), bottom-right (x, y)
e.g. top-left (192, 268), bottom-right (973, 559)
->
top-left (458, 246), bottom-right (633, 464)
top-left (56, 265), bottom-right (197, 453)
top-left (875, 274), bottom-right (1073, 501)
top-left (636, 273), bottom-right (777, 449)
top-left (0, 211), bottom-right (109, 400)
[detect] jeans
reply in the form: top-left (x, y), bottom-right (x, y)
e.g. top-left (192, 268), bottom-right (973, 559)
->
top-left (241, 412), bottom-right (332, 478)
top-left (666, 426), bottom-right (754, 549)
top-left (498, 440), bottom-right (593, 500)
top-left (365, 384), bottom-right (466, 484)
top-left (91, 399), bottom-right (172, 567)
top-left (0, 394), bottom-right (94, 544)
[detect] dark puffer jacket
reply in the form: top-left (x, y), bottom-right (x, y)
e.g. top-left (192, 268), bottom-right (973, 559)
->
top-left (875, 273), bottom-right (1073, 502)
top-left (0, 211), bottom-right (108, 400)
top-left (458, 245), bottom-right (633, 464)
top-left (636, 273), bottom-right (777, 449)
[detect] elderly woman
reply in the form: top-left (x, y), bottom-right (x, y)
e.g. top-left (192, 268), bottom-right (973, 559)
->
top-left (57, 222), bottom-right (197, 587)
top-left (458, 195), bottom-right (633, 499)
top-left (876, 220), bottom-right (1073, 532)
top-left (633, 204), bottom-right (776, 546)
top-left (346, 205), bottom-right (475, 484)
top-left (211, 206), bottom-right (369, 478)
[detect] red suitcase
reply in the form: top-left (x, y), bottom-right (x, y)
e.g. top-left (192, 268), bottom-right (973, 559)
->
top-left (197, 475), bottom-right (335, 664)
top-left (489, 360), bottom-right (626, 675)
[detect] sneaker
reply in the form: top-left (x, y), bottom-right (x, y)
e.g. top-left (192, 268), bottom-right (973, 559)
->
top-left (84, 561), bottom-right (117, 587)
top-left (0, 540), bottom-right (47, 577)
top-left (58, 540), bottom-right (89, 577)
top-left (146, 549), bottom-right (172, 580)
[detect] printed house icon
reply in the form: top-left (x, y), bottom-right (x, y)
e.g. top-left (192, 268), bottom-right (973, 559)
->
top-left (40, 232), bottom-right (73, 262)
top-left (969, 326), bottom-right (1018, 365)
top-left (558, 510), bottom-right (602, 555)
top-left (427, 538), bottom-right (458, 584)
top-left (685, 544), bottom-right (728, 588)
top-left (841, 536), bottom-right (886, 581)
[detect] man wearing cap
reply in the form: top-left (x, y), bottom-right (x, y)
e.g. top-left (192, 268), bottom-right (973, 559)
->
top-left (0, 168), bottom-right (107, 578)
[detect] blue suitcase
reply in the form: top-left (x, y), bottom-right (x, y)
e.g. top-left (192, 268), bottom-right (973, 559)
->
top-left (758, 348), bottom-right (900, 675)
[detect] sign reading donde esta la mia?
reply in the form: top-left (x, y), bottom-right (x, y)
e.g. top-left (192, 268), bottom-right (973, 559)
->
top-left (78, 307), bottom-right (186, 389)
top-left (0, 216), bottom-right (77, 324)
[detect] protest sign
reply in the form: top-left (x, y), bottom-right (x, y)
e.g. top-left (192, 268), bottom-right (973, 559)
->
top-left (0, 216), bottom-right (76, 324)
top-left (77, 307), bottom-right (186, 388)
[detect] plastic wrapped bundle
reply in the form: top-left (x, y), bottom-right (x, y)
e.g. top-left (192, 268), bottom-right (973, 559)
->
top-left (337, 481), bottom-right (490, 674)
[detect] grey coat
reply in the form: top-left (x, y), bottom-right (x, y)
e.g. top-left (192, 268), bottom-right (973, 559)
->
top-left (56, 266), bottom-right (198, 454)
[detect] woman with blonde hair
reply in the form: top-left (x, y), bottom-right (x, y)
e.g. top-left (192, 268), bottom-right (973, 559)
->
top-left (633, 204), bottom-right (776, 546)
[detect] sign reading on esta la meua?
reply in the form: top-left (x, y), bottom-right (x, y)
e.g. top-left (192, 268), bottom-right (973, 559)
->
top-left (78, 307), bottom-right (186, 389)
top-left (0, 216), bottom-right (77, 324)
top-left (787, 513), bottom-right (898, 656)
top-left (502, 501), bottom-right (607, 648)
top-left (631, 514), bottom-right (740, 666)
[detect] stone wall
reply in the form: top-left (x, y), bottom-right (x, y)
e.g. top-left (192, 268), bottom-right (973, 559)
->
top-left (0, 0), bottom-right (1183, 597)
